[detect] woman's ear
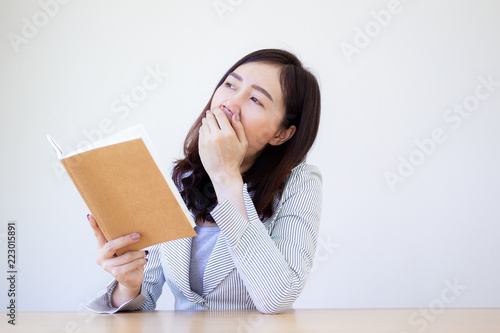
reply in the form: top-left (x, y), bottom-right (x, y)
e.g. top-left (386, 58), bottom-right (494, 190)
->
top-left (269, 125), bottom-right (296, 146)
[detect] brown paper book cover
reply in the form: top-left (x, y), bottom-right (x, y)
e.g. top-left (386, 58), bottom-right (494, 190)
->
top-left (48, 126), bottom-right (196, 255)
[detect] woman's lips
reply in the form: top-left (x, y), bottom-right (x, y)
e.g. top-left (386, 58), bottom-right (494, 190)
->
top-left (220, 105), bottom-right (233, 122)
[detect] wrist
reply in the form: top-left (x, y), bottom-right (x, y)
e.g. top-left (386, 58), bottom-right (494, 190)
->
top-left (211, 170), bottom-right (242, 190)
top-left (211, 174), bottom-right (249, 223)
top-left (212, 174), bottom-right (243, 204)
top-left (112, 283), bottom-right (141, 307)
top-left (119, 283), bottom-right (141, 296)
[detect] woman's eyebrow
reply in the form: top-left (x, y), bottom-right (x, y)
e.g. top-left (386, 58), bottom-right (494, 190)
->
top-left (229, 72), bottom-right (274, 103)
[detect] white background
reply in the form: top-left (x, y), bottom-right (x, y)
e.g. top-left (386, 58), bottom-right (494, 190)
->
top-left (1, 0), bottom-right (499, 315)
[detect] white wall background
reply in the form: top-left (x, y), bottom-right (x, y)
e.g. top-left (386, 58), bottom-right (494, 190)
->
top-left (1, 0), bottom-right (499, 316)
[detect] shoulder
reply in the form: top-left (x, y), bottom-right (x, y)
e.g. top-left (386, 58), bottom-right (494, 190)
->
top-left (264, 160), bottom-right (322, 227)
top-left (280, 161), bottom-right (322, 202)
top-left (286, 161), bottom-right (322, 188)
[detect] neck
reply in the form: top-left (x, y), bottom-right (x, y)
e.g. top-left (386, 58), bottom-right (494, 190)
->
top-left (240, 149), bottom-right (263, 173)
top-left (239, 160), bottom-right (253, 174)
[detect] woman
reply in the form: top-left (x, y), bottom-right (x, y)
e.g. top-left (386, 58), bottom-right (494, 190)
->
top-left (86, 49), bottom-right (322, 314)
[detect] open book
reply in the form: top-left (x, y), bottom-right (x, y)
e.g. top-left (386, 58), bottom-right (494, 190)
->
top-left (47, 124), bottom-right (196, 255)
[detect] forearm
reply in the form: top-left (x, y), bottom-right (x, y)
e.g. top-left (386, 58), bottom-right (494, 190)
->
top-left (211, 165), bottom-right (322, 314)
top-left (211, 189), bottom-right (316, 314)
top-left (232, 219), bottom-right (308, 313)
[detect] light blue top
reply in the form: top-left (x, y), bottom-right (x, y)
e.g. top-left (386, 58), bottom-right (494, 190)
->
top-left (189, 225), bottom-right (220, 295)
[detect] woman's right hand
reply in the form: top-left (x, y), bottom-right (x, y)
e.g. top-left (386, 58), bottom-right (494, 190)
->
top-left (87, 214), bottom-right (148, 305)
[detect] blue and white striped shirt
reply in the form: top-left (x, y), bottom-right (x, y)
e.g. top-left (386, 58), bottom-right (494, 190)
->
top-left (86, 161), bottom-right (322, 314)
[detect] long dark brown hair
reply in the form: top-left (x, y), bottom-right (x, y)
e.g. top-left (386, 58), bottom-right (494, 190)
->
top-left (172, 49), bottom-right (321, 222)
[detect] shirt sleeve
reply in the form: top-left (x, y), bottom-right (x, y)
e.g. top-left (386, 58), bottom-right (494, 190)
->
top-left (85, 243), bottom-right (166, 313)
top-left (209, 163), bottom-right (322, 314)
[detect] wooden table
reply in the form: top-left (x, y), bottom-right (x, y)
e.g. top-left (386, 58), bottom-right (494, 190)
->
top-left (2, 308), bottom-right (499, 333)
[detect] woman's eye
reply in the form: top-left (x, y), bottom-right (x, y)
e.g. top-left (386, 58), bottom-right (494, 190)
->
top-left (251, 96), bottom-right (262, 106)
top-left (225, 82), bottom-right (235, 89)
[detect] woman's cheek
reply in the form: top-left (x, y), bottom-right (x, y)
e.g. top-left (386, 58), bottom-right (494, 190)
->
top-left (246, 122), bottom-right (278, 153)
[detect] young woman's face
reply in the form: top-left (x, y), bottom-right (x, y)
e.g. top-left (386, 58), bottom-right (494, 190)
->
top-left (209, 61), bottom-right (287, 164)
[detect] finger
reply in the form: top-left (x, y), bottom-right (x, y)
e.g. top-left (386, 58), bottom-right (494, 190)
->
top-left (105, 257), bottom-right (147, 280)
top-left (211, 108), bottom-right (232, 132)
top-left (205, 110), bottom-right (223, 132)
top-left (100, 232), bottom-right (141, 258)
top-left (100, 250), bottom-right (148, 272)
top-left (231, 113), bottom-right (248, 145)
top-left (87, 214), bottom-right (107, 249)
top-left (200, 116), bottom-right (210, 135)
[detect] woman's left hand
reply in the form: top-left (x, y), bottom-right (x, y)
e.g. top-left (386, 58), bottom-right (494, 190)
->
top-left (198, 107), bottom-right (248, 189)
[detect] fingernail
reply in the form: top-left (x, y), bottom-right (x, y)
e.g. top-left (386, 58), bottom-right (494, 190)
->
top-left (131, 233), bottom-right (140, 240)
top-left (145, 250), bottom-right (149, 256)
top-left (87, 214), bottom-right (90, 220)
top-left (235, 113), bottom-right (240, 121)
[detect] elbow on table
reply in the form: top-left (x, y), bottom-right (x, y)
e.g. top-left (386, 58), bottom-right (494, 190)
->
top-left (254, 290), bottom-right (298, 315)
top-left (255, 301), bottom-right (292, 315)
top-left (253, 275), bottom-right (306, 314)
